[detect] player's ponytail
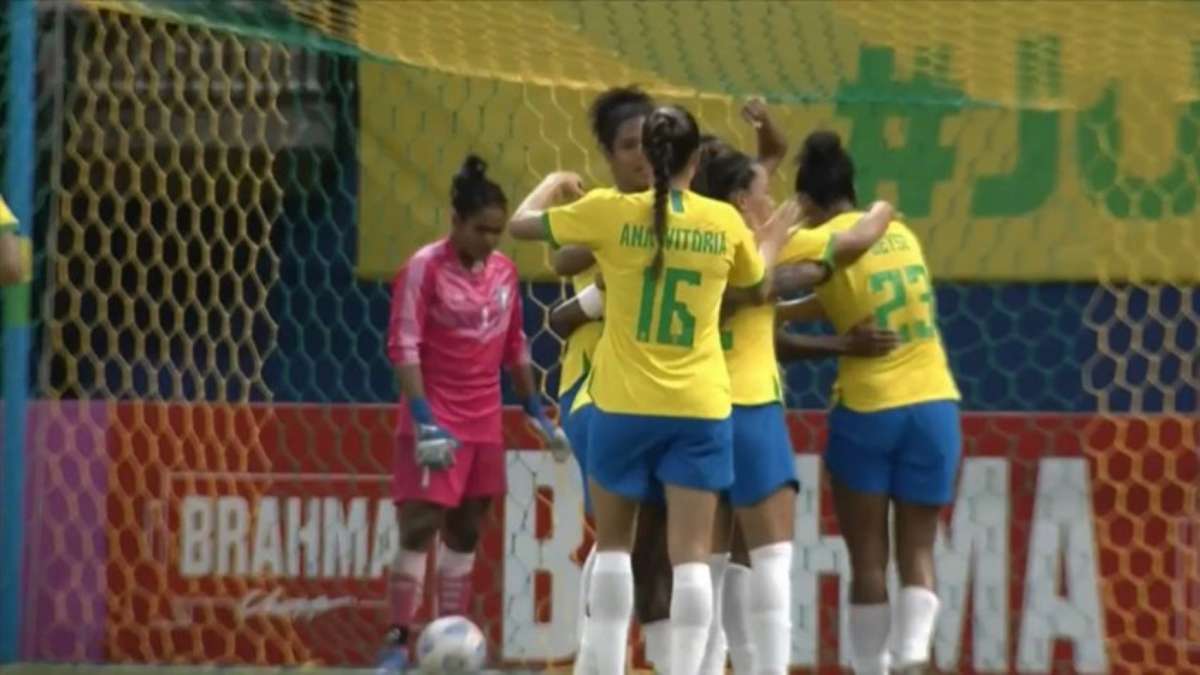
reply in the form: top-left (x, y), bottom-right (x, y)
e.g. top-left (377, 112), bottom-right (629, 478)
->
top-left (794, 130), bottom-right (856, 209)
top-left (642, 106), bottom-right (700, 276)
top-left (648, 143), bottom-right (671, 276)
top-left (451, 154), bottom-right (507, 218)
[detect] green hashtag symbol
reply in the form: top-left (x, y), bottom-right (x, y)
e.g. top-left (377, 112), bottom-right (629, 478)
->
top-left (835, 47), bottom-right (962, 218)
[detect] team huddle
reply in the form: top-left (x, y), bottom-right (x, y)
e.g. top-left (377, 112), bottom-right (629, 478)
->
top-left (380, 88), bottom-right (961, 675)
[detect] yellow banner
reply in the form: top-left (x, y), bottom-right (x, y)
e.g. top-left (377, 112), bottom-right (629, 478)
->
top-left (352, 1), bottom-right (1200, 283)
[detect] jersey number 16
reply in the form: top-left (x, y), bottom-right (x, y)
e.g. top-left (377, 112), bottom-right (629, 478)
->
top-left (636, 266), bottom-right (699, 347)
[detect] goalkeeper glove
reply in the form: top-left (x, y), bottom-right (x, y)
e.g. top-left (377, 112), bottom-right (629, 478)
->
top-left (408, 398), bottom-right (459, 470)
top-left (522, 395), bottom-right (571, 462)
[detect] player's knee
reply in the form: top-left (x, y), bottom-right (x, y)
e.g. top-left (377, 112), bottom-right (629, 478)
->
top-left (398, 503), bottom-right (442, 551)
top-left (400, 521), bottom-right (440, 551)
top-left (894, 543), bottom-right (936, 588)
top-left (894, 502), bottom-right (941, 587)
top-left (842, 532), bottom-right (889, 600)
top-left (441, 524), bottom-right (481, 552)
top-left (849, 562), bottom-right (889, 603)
top-left (441, 502), bottom-right (489, 552)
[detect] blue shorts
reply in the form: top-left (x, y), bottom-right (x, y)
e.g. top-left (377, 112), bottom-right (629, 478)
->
top-left (587, 408), bottom-right (733, 503)
top-left (825, 400), bottom-right (962, 506)
top-left (727, 403), bottom-right (798, 507)
top-left (559, 379), bottom-right (594, 514)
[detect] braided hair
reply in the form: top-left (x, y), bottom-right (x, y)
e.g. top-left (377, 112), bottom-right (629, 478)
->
top-left (641, 106), bottom-right (700, 275)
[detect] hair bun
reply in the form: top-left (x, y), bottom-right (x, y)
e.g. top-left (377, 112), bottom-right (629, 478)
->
top-left (456, 154), bottom-right (489, 182)
top-left (645, 107), bottom-right (681, 146)
top-left (450, 153), bottom-right (507, 217)
top-left (794, 130), bottom-right (856, 209)
top-left (801, 131), bottom-right (844, 165)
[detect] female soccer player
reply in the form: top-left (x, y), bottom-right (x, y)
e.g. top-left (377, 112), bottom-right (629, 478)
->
top-left (378, 155), bottom-right (567, 672)
top-left (545, 86), bottom-right (675, 668)
top-left (789, 131), bottom-right (962, 675)
top-left (690, 143), bottom-right (896, 675)
top-left (509, 105), bottom-right (790, 675)
top-left (555, 87), bottom-right (654, 459)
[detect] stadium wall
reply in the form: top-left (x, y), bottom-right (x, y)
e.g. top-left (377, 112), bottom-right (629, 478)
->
top-left (15, 403), bottom-right (1199, 672)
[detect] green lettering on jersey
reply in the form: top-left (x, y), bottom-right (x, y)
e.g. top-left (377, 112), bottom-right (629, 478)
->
top-left (867, 263), bottom-right (936, 342)
top-left (634, 225), bottom-right (650, 248)
top-left (620, 224), bottom-right (729, 256)
top-left (636, 266), bottom-right (701, 347)
top-left (620, 224), bottom-right (651, 250)
top-left (871, 232), bottom-right (911, 255)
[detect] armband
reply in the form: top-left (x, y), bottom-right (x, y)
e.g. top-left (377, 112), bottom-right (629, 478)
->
top-left (577, 284), bottom-right (604, 319)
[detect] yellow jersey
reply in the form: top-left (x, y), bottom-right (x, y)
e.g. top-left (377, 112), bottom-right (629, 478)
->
top-left (0, 196), bottom-right (15, 230)
top-left (558, 267), bottom-right (602, 397)
top-left (722, 226), bottom-right (834, 405)
top-left (812, 212), bottom-right (959, 411)
top-left (570, 372), bottom-right (595, 414)
top-left (722, 304), bottom-right (781, 405)
top-left (0, 195), bottom-right (30, 285)
top-left (544, 187), bottom-right (764, 419)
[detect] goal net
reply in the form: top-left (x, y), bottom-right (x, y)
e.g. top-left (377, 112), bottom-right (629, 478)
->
top-left (8, 1), bottom-right (1198, 673)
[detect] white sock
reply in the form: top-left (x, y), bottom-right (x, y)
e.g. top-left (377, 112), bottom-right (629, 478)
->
top-left (436, 541), bottom-right (476, 576)
top-left (435, 542), bottom-right (476, 616)
top-left (578, 551), bottom-right (633, 675)
top-left (669, 562), bottom-right (714, 675)
top-left (577, 544), bottom-right (597, 643)
top-left (642, 619), bottom-right (670, 674)
top-left (699, 553), bottom-right (730, 674)
top-left (722, 564), bottom-right (756, 675)
top-left (849, 603), bottom-right (891, 675)
top-left (893, 586), bottom-right (940, 667)
top-left (748, 542), bottom-right (793, 675)
top-left (387, 548), bottom-right (427, 628)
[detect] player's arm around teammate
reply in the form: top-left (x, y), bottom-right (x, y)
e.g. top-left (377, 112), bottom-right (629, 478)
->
top-left (762, 202), bottom-right (904, 365)
top-left (511, 105), bottom-right (791, 675)
top-left (692, 145), bottom-right (897, 675)
top-left (378, 155), bottom-right (564, 672)
top-left (773, 291), bottom-right (899, 362)
top-left (774, 319), bottom-right (899, 361)
top-left (791, 131), bottom-right (962, 675)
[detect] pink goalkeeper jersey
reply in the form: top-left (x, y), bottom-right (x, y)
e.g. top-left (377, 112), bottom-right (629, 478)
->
top-left (387, 239), bottom-right (530, 443)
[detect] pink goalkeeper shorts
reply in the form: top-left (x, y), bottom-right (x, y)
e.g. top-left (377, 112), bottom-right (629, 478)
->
top-left (392, 435), bottom-right (507, 507)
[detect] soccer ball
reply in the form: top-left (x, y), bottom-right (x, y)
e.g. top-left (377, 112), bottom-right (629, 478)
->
top-left (415, 615), bottom-right (487, 674)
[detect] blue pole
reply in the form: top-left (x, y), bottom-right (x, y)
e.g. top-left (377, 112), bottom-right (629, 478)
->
top-left (1, 0), bottom-right (37, 663)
